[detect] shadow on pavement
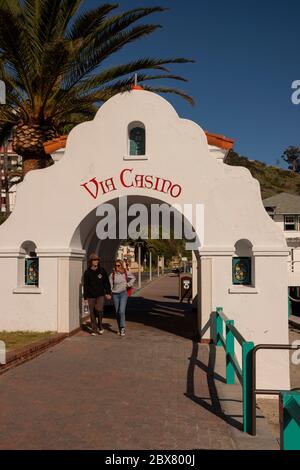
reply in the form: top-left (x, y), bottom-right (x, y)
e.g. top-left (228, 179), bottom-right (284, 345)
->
top-left (185, 341), bottom-right (244, 432)
top-left (103, 295), bottom-right (198, 341)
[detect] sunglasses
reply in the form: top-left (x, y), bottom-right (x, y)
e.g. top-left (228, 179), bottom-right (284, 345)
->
top-left (115, 264), bottom-right (121, 267)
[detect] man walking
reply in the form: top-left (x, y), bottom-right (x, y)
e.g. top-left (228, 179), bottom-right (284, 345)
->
top-left (83, 253), bottom-right (112, 336)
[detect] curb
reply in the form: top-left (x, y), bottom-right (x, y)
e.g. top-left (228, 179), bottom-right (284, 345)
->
top-left (0, 314), bottom-right (98, 375)
top-left (0, 333), bottom-right (68, 376)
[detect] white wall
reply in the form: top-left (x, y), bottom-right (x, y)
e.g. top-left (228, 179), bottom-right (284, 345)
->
top-left (0, 256), bottom-right (58, 331)
top-left (69, 258), bottom-right (84, 332)
top-left (56, 253), bottom-right (85, 333)
top-left (208, 254), bottom-right (289, 389)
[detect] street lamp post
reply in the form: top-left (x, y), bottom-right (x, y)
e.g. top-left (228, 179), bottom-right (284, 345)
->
top-left (138, 243), bottom-right (142, 289)
top-left (0, 79), bottom-right (6, 105)
top-left (149, 251), bottom-right (152, 281)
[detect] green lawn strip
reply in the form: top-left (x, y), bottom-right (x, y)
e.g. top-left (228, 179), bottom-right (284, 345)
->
top-left (0, 331), bottom-right (56, 352)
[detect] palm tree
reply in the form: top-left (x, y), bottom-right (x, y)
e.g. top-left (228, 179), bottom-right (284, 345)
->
top-left (0, 1), bottom-right (194, 176)
top-left (125, 233), bottom-right (185, 266)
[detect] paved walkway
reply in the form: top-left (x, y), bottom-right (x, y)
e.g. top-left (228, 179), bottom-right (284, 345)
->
top-left (0, 275), bottom-right (266, 450)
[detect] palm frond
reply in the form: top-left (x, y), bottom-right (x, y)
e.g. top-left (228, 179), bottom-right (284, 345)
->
top-left (63, 24), bottom-right (163, 91)
top-left (23, 0), bottom-right (83, 47)
top-left (142, 85), bottom-right (195, 105)
top-left (62, 58), bottom-right (192, 94)
top-left (0, 0), bottom-right (22, 16)
top-left (0, 1), bottom-right (195, 144)
top-left (69, 6), bottom-right (166, 42)
top-left (0, 6), bottom-right (36, 104)
top-left (0, 105), bottom-right (20, 123)
top-left (68, 3), bottom-right (119, 40)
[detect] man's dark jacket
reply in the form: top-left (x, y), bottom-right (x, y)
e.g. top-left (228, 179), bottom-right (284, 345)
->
top-left (83, 266), bottom-right (112, 300)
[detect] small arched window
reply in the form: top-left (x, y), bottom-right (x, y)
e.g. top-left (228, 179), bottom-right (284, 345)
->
top-left (128, 122), bottom-right (146, 156)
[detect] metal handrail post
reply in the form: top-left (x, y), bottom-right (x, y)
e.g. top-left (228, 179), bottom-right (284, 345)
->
top-left (242, 341), bottom-right (254, 434)
top-left (225, 320), bottom-right (235, 385)
top-left (215, 307), bottom-right (223, 347)
top-left (251, 344), bottom-right (300, 436)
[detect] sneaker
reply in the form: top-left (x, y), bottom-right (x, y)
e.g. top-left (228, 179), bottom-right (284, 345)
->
top-left (120, 328), bottom-right (125, 336)
top-left (98, 328), bottom-right (104, 335)
top-left (91, 332), bottom-right (97, 336)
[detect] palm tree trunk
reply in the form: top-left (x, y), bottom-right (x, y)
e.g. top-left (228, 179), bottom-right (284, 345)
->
top-left (13, 123), bottom-right (57, 176)
top-left (23, 158), bottom-right (41, 174)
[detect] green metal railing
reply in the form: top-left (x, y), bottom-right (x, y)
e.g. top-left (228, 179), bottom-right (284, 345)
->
top-left (215, 307), bottom-right (254, 434)
top-left (280, 391), bottom-right (300, 450)
top-left (251, 344), bottom-right (300, 437)
top-left (213, 307), bottom-right (300, 443)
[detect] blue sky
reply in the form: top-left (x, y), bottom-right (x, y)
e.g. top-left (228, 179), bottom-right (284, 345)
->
top-left (84, 0), bottom-right (300, 167)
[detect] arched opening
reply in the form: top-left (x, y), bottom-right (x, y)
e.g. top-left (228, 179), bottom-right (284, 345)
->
top-left (68, 195), bottom-right (202, 339)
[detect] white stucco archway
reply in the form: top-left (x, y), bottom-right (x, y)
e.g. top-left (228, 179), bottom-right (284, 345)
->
top-left (64, 193), bottom-right (202, 335)
top-left (0, 89), bottom-right (290, 389)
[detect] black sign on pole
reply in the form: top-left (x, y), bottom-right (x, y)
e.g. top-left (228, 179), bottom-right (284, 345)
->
top-left (180, 275), bottom-right (192, 303)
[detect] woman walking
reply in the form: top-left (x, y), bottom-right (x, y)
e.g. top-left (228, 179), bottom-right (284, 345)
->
top-left (110, 260), bottom-right (135, 336)
top-left (83, 253), bottom-right (112, 336)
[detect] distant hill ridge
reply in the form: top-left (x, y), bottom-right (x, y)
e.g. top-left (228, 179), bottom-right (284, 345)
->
top-left (226, 151), bottom-right (300, 200)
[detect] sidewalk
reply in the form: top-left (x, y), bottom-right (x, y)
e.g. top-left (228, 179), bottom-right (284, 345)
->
top-left (0, 275), bottom-right (276, 450)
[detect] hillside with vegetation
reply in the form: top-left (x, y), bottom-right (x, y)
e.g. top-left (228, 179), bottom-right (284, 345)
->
top-left (226, 151), bottom-right (300, 200)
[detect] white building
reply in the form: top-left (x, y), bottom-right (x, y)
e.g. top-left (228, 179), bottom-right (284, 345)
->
top-left (117, 244), bottom-right (135, 263)
top-left (0, 87), bottom-right (290, 390)
top-left (263, 192), bottom-right (300, 291)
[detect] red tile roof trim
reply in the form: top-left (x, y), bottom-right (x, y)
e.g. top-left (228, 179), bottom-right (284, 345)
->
top-left (131, 85), bottom-right (143, 90)
top-left (43, 135), bottom-right (68, 154)
top-left (43, 132), bottom-right (235, 154)
top-left (205, 132), bottom-right (235, 150)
